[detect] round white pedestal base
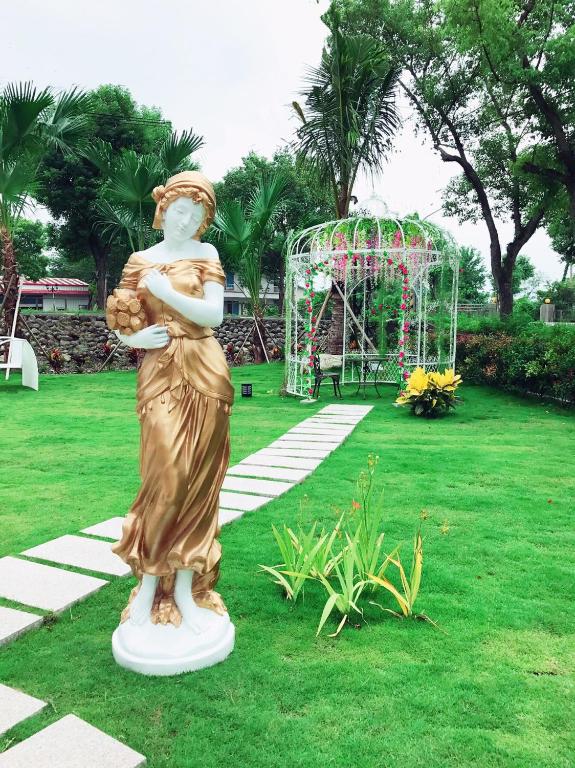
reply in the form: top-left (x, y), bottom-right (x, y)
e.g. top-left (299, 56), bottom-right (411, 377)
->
top-left (112, 607), bottom-right (235, 676)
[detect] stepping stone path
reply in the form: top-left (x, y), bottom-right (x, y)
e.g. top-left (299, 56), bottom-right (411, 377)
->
top-left (0, 607), bottom-right (42, 646)
top-left (0, 557), bottom-right (107, 613)
top-left (0, 404), bottom-right (371, 763)
top-left (0, 684), bottom-right (46, 737)
top-left (23, 535), bottom-right (131, 577)
top-left (0, 714), bottom-right (146, 768)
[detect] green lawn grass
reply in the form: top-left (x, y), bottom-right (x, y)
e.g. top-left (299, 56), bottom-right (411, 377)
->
top-left (1, 364), bottom-right (574, 767)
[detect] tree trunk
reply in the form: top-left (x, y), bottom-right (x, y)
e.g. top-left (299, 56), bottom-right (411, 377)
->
top-left (327, 286), bottom-right (345, 354)
top-left (252, 311), bottom-right (267, 364)
top-left (1, 227), bottom-right (20, 342)
top-left (89, 233), bottom-right (109, 310)
top-left (498, 277), bottom-right (513, 317)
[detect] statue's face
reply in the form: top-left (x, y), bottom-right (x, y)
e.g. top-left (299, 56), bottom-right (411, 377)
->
top-left (163, 196), bottom-right (205, 241)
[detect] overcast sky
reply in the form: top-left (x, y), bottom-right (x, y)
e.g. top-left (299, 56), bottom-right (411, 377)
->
top-left (1, 0), bottom-right (563, 283)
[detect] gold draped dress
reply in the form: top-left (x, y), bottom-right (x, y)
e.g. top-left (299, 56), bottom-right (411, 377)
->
top-left (108, 253), bottom-right (234, 625)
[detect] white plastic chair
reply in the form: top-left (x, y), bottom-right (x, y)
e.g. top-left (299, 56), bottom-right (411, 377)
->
top-left (0, 277), bottom-right (39, 391)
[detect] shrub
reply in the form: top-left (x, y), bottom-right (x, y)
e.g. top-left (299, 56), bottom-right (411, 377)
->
top-left (457, 324), bottom-right (575, 403)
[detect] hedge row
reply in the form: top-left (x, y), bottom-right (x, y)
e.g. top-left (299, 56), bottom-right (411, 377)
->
top-left (456, 322), bottom-right (575, 404)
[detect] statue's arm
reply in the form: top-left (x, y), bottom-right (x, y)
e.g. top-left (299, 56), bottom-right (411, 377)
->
top-left (161, 281), bottom-right (224, 328)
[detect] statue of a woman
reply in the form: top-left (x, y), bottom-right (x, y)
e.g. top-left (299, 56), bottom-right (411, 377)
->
top-left (107, 171), bottom-right (235, 675)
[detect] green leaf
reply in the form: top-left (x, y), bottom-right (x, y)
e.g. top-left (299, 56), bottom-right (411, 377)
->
top-left (316, 592), bottom-right (340, 636)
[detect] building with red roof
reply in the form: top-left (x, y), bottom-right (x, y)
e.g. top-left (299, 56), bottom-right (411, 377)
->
top-left (19, 278), bottom-right (91, 311)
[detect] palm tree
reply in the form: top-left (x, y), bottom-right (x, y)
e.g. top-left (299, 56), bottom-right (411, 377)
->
top-left (83, 130), bottom-right (203, 304)
top-left (213, 174), bottom-right (288, 363)
top-left (0, 82), bottom-right (89, 335)
top-left (292, 8), bottom-right (400, 352)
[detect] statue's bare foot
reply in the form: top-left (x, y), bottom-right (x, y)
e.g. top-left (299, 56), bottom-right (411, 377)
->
top-left (174, 570), bottom-right (202, 634)
top-left (129, 574), bottom-right (158, 626)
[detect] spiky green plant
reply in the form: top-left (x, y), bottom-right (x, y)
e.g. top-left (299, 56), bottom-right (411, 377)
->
top-left (83, 129), bottom-right (203, 252)
top-left (213, 173), bottom-right (288, 362)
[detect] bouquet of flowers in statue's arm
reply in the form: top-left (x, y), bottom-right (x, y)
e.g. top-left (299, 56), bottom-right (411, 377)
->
top-left (395, 367), bottom-right (462, 417)
top-left (106, 289), bottom-right (148, 336)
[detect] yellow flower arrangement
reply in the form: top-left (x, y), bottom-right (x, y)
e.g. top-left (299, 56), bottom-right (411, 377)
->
top-left (396, 367), bottom-right (462, 417)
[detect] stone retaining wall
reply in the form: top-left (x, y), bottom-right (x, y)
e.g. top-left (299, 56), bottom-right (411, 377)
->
top-left (17, 314), bottom-right (328, 374)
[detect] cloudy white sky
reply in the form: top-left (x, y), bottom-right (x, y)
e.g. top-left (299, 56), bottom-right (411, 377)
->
top-left (1, 0), bottom-right (563, 282)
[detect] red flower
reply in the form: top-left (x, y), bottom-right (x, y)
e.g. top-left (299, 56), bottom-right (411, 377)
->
top-left (400, 303), bottom-right (407, 310)
top-left (308, 387), bottom-right (313, 394)
top-left (387, 258), bottom-right (393, 265)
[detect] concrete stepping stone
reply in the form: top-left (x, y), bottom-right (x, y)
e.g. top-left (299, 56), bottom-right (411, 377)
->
top-left (0, 684), bottom-right (47, 737)
top-left (265, 444), bottom-right (332, 457)
top-left (0, 557), bottom-right (107, 613)
top-left (275, 433), bottom-right (342, 444)
top-left (227, 464), bottom-right (311, 482)
top-left (307, 416), bottom-right (362, 425)
top-left (289, 426), bottom-right (352, 436)
top-left (0, 714), bottom-right (146, 768)
top-left (241, 453), bottom-right (321, 470)
top-left (82, 517), bottom-right (125, 541)
top-left (322, 405), bottom-right (372, 415)
top-left (270, 439), bottom-right (338, 451)
top-left (23, 535), bottom-right (130, 578)
top-left (222, 475), bottom-right (293, 496)
top-left (0, 606), bottom-right (43, 646)
top-left (218, 508), bottom-right (246, 526)
top-left (219, 491), bottom-right (270, 512)
top-left (301, 417), bottom-right (356, 427)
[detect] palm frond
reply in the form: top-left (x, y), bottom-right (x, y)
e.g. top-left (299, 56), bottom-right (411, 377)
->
top-left (159, 129), bottom-right (204, 174)
top-left (292, 16), bottom-right (400, 213)
top-left (41, 87), bottom-right (91, 155)
top-left (106, 150), bottom-right (163, 206)
top-left (94, 198), bottom-right (141, 253)
top-left (247, 173), bottom-right (289, 251)
top-left (0, 82), bottom-right (53, 158)
top-left (82, 139), bottom-right (114, 175)
top-left (213, 200), bottom-right (250, 265)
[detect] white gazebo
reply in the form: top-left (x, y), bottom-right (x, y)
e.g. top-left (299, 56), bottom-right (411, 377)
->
top-left (284, 214), bottom-right (460, 398)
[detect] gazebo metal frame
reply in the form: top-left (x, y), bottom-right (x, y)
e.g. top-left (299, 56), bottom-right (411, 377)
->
top-left (284, 214), bottom-right (460, 399)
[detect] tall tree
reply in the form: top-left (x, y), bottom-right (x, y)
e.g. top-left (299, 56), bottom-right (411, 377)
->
top-left (441, 0), bottom-right (575, 269)
top-left (38, 85), bottom-right (172, 309)
top-left (457, 246), bottom-right (488, 303)
top-left (12, 219), bottom-right (49, 281)
top-left (213, 174), bottom-right (288, 362)
top-left (337, 0), bottom-right (556, 316)
top-left (546, 191), bottom-right (575, 280)
top-left (0, 82), bottom-right (89, 335)
top-left (292, 7), bottom-right (400, 219)
top-left (292, 6), bottom-right (401, 351)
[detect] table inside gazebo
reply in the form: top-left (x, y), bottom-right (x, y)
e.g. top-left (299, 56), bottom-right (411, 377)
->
top-left (345, 354), bottom-right (400, 398)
